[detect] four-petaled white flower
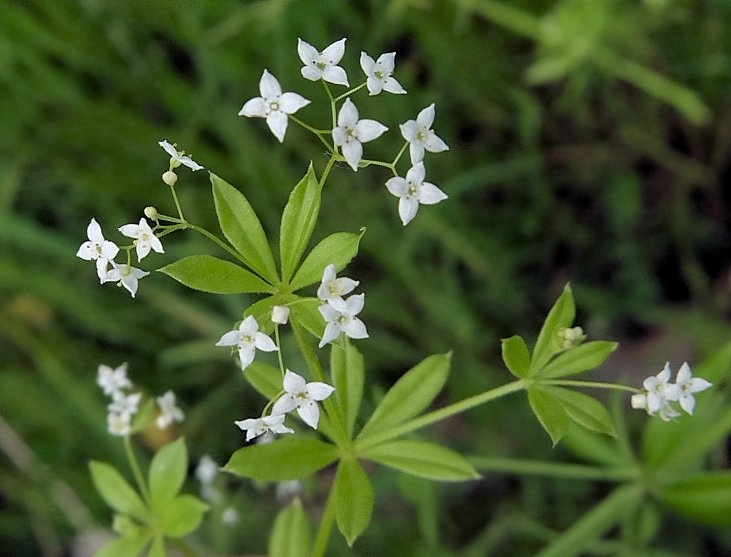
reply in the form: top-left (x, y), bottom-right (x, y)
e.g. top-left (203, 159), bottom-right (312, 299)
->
top-left (102, 262), bottom-right (150, 298)
top-left (156, 390), bottom-right (184, 429)
top-left (77, 218), bottom-right (120, 282)
top-left (642, 362), bottom-right (680, 415)
top-left (215, 315), bottom-right (278, 370)
top-left (674, 362), bottom-right (712, 415)
top-left (119, 218), bottom-right (164, 262)
top-left (272, 370), bottom-right (335, 429)
top-left (400, 104), bottom-right (449, 164)
top-left (239, 70), bottom-right (311, 143)
top-left (195, 455), bottom-right (219, 486)
top-left (385, 162), bottom-right (448, 226)
top-left (332, 98), bottom-right (388, 171)
top-left (318, 294), bottom-right (369, 348)
top-left (297, 38), bottom-right (349, 86)
top-left (108, 391), bottom-right (142, 418)
top-left (235, 414), bottom-right (294, 442)
top-left (107, 412), bottom-right (132, 436)
top-left (360, 52), bottom-right (406, 96)
top-left (317, 264), bottom-right (359, 302)
top-left (97, 363), bottom-right (132, 396)
top-left (159, 140), bottom-right (204, 171)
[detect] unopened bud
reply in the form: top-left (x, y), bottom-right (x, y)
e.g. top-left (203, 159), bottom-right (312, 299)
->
top-left (144, 206), bottom-right (158, 220)
top-left (631, 393), bottom-right (648, 410)
top-left (162, 170), bottom-right (178, 186)
top-left (557, 326), bottom-right (586, 350)
top-left (272, 305), bottom-right (290, 325)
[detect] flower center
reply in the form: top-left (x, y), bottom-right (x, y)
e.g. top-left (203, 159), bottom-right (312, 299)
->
top-left (95, 244), bottom-right (102, 254)
top-left (345, 126), bottom-right (357, 140)
top-left (416, 129), bottom-right (426, 142)
top-left (407, 184), bottom-right (418, 196)
top-left (243, 335), bottom-right (252, 343)
top-left (121, 267), bottom-right (131, 277)
top-left (316, 61), bottom-right (327, 70)
top-left (328, 282), bottom-right (340, 295)
top-left (374, 69), bottom-right (384, 79)
top-left (336, 315), bottom-right (347, 324)
top-left (269, 101), bottom-right (279, 112)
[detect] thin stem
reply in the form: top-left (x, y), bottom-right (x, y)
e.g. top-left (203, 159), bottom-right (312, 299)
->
top-left (311, 488), bottom-right (337, 557)
top-left (289, 115), bottom-right (335, 151)
top-left (357, 381), bottom-right (526, 451)
top-left (334, 81), bottom-right (367, 102)
top-left (274, 325), bottom-right (286, 378)
top-left (155, 213), bottom-right (184, 223)
top-left (123, 435), bottom-right (150, 503)
top-left (323, 81), bottom-right (337, 153)
top-left (392, 141), bottom-right (409, 168)
top-left (541, 380), bottom-right (640, 394)
top-left (319, 154), bottom-right (337, 189)
top-left (168, 185), bottom-right (185, 221)
top-left (155, 224), bottom-right (188, 238)
top-left (360, 158), bottom-right (393, 170)
top-left (469, 456), bottom-right (639, 482)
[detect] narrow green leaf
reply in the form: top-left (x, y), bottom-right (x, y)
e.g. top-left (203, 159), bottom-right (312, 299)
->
top-left (536, 485), bottom-right (643, 557)
top-left (333, 458), bottom-right (373, 546)
top-left (660, 471), bottom-right (731, 527)
top-left (536, 341), bottom-right (618, 379)
top-left (361, 440), bottom-right (479, 482)
top-left (358, 353), bottom-right (451, 441)
top-left (149, 438), bottom-right (187, 505)
top-left (527, 388), bottom-right (570, 446)
top-left (331, 341), bottom-right (365, 436)
top-left (290, 297), bottom-right (325, 339)
top-left (224, 437), bottom-right (338, 481)
top-left (269, 499), bottom-right (311, 557)
top-left (529, 284), bottom-right (575, 375)
top-left (289, 230), bottom-right (364, 292)
top-left (146, 536), bottom-right (165, 557)
top-left (544, 386), bottom-right (616, 436)
top-left (159, 494), bottom-right (208, 538)
top-left (280, 163), bottom-right (321, 283)
top-left (501, 335), bottom-right (530, 378)
top-left (159, 255), bottom-right (272, 294)
top-left (94, 533), bottom-right (151, 557)
top-left (211, 172), bottom-right (278, 282)
top-left (562, 426), bottom-right (631, 468)
top-left (245, 362), bottom-right (282, 400)
top-left (89, 461), bottom-right (147, 521)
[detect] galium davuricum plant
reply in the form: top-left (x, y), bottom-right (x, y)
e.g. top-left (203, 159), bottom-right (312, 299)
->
top-left (77, 38), bottom-right (715, 557)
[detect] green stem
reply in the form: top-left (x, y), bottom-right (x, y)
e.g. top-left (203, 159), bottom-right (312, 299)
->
top-left (323, 81), bottom-right (338, 153)
top-left (469, 456), bottom-right (639, 482)
top-left (274, 325), bottom-right (286, 378)
top-left (168, 184), bottom-right (185, 221)
top-left (540, 380), bottom-right (640, 394)
top-left (155, 224), bottom-right (188, 238)
top-left (289, 115), bottom-right (334, 151)
top-left (311, 488), bottom-right (336, 557)
top-left (123, 435), bottom-right (150, 503)
top-left (185, 223), bottom-right (266, 280)
top-left (155, 213), bottom-right (184, 223)
top-left (357, 381), bottom-right (526, 450)
top-left (319, 154), bottom-right (337, 189)
top-left (360, 158), bottom-right (393, 170)
top-left (392, 141), bottom-right (409, 168)
top-left (334, 82), bottom-right (367, 102)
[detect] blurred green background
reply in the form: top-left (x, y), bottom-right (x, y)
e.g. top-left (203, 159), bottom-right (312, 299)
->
top-left (1, 0), bottom-right (730, 555)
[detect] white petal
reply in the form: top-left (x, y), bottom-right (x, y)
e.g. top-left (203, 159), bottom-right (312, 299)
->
top-left (332, 126), bottom-right (347, 147)
top-left (318, 303), bottom-right (340, 322)
top-left (120, 274), bottom-right (139, 298)
top-left (159, 140), bottom-right (178, 159)
top-left (322, 65), bottom-right (349, 86)
top-left (345, 293), bottom-right (365, 315)
top-left (343, 317), bottom-right (368, 339)
top-left (385, 177), bottom-right (407, 197)
top-left (658, 362), bottom-right (672, 383)
top-left (119, 224), bottom-right (139, 239)
top-left (334, 277), bottom-right (358, 296)
top-left (263, 414), bottom-right (285, 427)
top-left (178, 154), bottom-right (203, 171)
top-left (360, 51), bottom-right (376, 75)
top-left (266, 111), bottom-right (289, 143)
top-left (238, 346), bottom-right (256, 370)
top-left (366, 76), bottom-right (384, 95)
top-left (319, 323), bottom-right (341, 348)
top-left (254, 332), bottom-right (278, 352)
top-left (129, 267), bottom-right (149, 279)
top-left (270, 423), bottom-right (295, 435)
top-left (259, 69), bottom-right (282, 99)
top-left (338, 98), bottom-right (359, 128)
top-left (135, 241), bottom-right (151, 262)
top-left (419, 182), bottom-right (448, 205)
top-left (87, 218), bottom-right (104, 243)
top-left (355, 119), bottom-right (388, 143)
top-left (399, 196), bottom-right (419, 225)
top-left (235, 418), bottom-right (259, 431)
top-left (376, 52), bottom-right (396, 73)
top-left (96, 258), bottom-right (110, 282)
top-left (643, 375), bottom-right (658, 392)
top-left (409, 142), bottom-right (425, 164)
top-left (77, 241), bottom-right (95, 260)
top-left (297, 38), bottom-right (319, 65)
top-left (647, 392), bottom-right (663, 414)
top-left (675, 362), bottom-right (692, 384)
top-left (406, 162), bottom-right (425, 184)
top-left (297, 400), bottom-right (320, 429)
top-left (322, 38), bottom-right (346, 64)
top-left (306, 382), bottom-right (335, 401)
top-left (678, 393), bottom-right (695, 415)
top-left (149, 235), bottom-right (164, 254)
top-left (283, 370), bottom-right (307, 393)
top-left (239, 97), bottom-right (267, 118)
top-left (341, 140), bottom-right (363, 172)
top-left (101, 241), bottom-right (119, 260)
top-left (416, 104), bottom-right (436, 129)
top-left (424, 132), bottom-right (449, 154)
top-left (240, 315), bottom-right (259, 335)
top-left (399, 120), bottom-right (418, 142)
top-left (279, 92), bottom-right (310, 114)
top-left (322, 264), bottom-right (337, 284)
top-left (383, 77), bottom-right (406, 95)
top-left (300, 65), bottom-right (322, 81)
top-left (687, 377), bottom-right (712, 393)
top-left (272, 394), bottom-right (298, 415)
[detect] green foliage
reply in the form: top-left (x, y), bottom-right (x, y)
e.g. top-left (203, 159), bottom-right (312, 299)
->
top-left (330, 341), bottom-right (365, 437)
top-left (659, 472), bottom-right (731, 528)
top-left (269, 499), bottom-right (311, 557)
top-left (159, 255), bottom-right (273, 294)
top-left (89, 461), bottom-right (147, 521)
top-left (529, 284), bottom-right (576, 374)
top-left (361, 440), bottom-right (479, 481)
top-left (289, 231), bottom-right (364, 291)
top-left (536, 341), bottom-right (619, 379)
top-left (149, 438), bottom-right (187, 505)
top-left (332, 458), bottom-right (374, 547)
top-left (501, 335), bottom-right (531, 378)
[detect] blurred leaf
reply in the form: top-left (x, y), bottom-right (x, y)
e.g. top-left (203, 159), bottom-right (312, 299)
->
top-left (245, 362), bottom-right (282, 400)
top-left (361, 440), bottom-right (479, 481)
top-left (158, 494), bottom-right (208, 538)
top-left (89, 461), bottom-right (147, 521)
top-left (535, 341), bottom-right (618, 379)
top-left (659, 472), bottom-right (731, 528)
top-left (333, 458), bottom-right (373, 547)
top-left (501, 335), bottom-right (530, 378)
top-left (331, 341), bottom-right (365, 437)
top-left (159, 255), bottom-right (273, 294)
top-left (94, 532), bottom-right (151, 557)
top-left (289, 230), bottom-right (364, 292)
top-left (149, 438), bottom-right (187, 505)
top-left (290, 297), bottom-right (326, 339)
top-left (269, 498), bottom-right (311, 557)
top-left (146, 536), bottom-right (165, 557)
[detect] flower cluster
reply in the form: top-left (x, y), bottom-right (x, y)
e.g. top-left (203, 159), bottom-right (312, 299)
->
top-left (317, 264), bottom-right (368, 348)
top-left (557, 326), bottom-right (586, 350)
top-left (631, 362), bottom-right (712, 420)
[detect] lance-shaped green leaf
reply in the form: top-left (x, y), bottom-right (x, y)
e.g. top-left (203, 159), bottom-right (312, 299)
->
top-left (158, 494), bottom-right (208, 537)
top-left (361, 440), bottom-right (479, 482)
top-left (529, 284), bottom-right (575, 375)
top-left (527, 387), bottom-right (570, 446)
top-left (501, 335), bottom-right (530, 378)
top-left (289, 230), bottom-right (364, 291)
top-left (280, 163), bottom-right (321, 283)
top-left (269, 499), bottom-right (311, 557)
top-left (535, 341), bottom-right (618, 379)
top-left (290, 297), bottom-right (326, 338)
top-left (536, 485), bottom-right (643, 557)
top-left (333, 458), bottom-right (373, 546)
top-left (149, 438), bottom-right (187, 505)
top-left (94, 532), bottom-right (152, 557)
top-left (224, 436), bottom-right (338, 481)
top-left (358, 353), bottom-right (451, 441)
top-left (159, 255), bottom-right (273, 294)
top-left (331, 341), bottom-right (365, 436)
top-left (245, 362), bottom-right (282, 400)
top-left (659, 471), bottom-right (731, 527)
top-left (89, 461), bottom-right (147, 521)
top-left (147, 536), bottom-right (165, 557)
top-left (546, 386), bottom-right (616, 437)
top-left (211, 172), bottom-right (278, 283)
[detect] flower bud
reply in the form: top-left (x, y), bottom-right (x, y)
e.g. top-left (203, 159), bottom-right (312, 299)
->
top-left (631, 393), bottom-right (648, 410)
top-left (557, 326), bottom-right (586, 350)
top-left (144, 206), bottom-right (158, 220)
top-left (162, 170), bottom-right (178, 186)
top-left (272, 305), bottom-right (290, 325)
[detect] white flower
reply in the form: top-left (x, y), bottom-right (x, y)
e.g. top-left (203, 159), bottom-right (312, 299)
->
top-left (107, 412), bottom-right (132, 436)
top-left (317, 264), bottom-right (359, 302)
top-left (156, 390), bottom-right (184, 429)
top-left (97, 363), bottom-right (132, 396)
top-left (102, 262), bottom-right (150, 298)
top-left (222, 507), bottom-right (239, 525)
top-left (360, 52), bottom-right (406, 95)
top-left (215, 315), bottom-right (278, 371)
top-left (318, 294), bottom-right (368, 348)
top-left (674, 362), bottom-right (712, 415)
top-left (297, 38), bottom-right (349, 86)
top-left (118, 218), bottom-right (164, 262)
top-left (239, 70), bottom-right (311, 143)
top-left (385, 162), bottom-right (448, 226)
top-left (399, 104), bottom-right (449, 164)
top-left (642, 362), bottom-right (680, 415)
top-left (272, 305), bottom-right (291, 325)
top-left (332, 98), bottom-right (388, 171)
top-left (658, 402), bottom-right (681, 422)
top-left (159, 140), bottom-right (203, 171)
top-left (76, 218), bottom-right (120, 282)
top-left (107, 391), bottom-right (142, 418)
top-left (272, 370), bottom-right (335, 429)
top-left (195, 455), bottom-right (219, 485)
top-left (234, 414), bottom-right (294, 442)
